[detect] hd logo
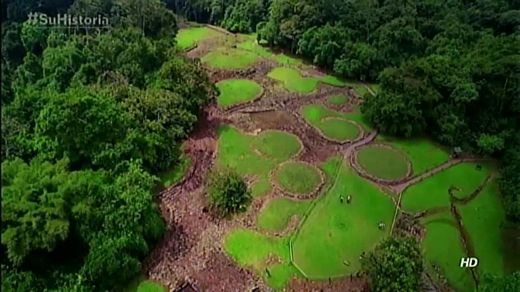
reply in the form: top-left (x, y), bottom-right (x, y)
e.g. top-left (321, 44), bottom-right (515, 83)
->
top-left (460, 257), bottom-right (479, 268)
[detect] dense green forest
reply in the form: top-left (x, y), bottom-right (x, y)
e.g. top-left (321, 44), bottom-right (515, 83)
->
top-left (1, 0), bottom-right (214, 290)
top-left (170, 0), bottom-right (519, 223)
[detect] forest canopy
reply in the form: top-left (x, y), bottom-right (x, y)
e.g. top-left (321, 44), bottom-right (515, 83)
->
top-left (1, 0), bottom-right (215, 290)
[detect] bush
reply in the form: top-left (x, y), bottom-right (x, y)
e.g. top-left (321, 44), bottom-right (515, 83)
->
top-left (361, 236), bottom-right (423, 292)
top-left (206, 169), bottom-right (252, 217)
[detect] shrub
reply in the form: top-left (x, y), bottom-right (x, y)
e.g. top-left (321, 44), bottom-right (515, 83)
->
top-left (206, 169), bottom-right (252, 217)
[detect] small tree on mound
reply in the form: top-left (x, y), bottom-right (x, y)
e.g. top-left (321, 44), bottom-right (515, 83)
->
top-left (206, 168), bottom-right (252, 217)
top-left (361, 236), bottom-right (423, 292)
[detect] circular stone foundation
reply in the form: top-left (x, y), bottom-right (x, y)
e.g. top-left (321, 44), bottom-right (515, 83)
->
top-left (216, 79), bottom-right (263, 107)
top-left (355, 144), bottom-right (411, 181)
top-left (252, 130), bottom-right (303, 161)
top-left (319, 117), bottom-right (362, 142)
top-left (273, 161), bottom-right (322, 195)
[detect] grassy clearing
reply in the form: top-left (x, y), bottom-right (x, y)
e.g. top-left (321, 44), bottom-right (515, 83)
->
top-left (252, 130), bottom-right (302, 161)
top-left (136, 281), bottom-right (166, 292)
top-left (275, 162), bottom-right (322, 194)
top-left (216, 79), bottom-right (262, 106)
top-left (422, 213), bottom-right (474, 292)
top-left (301, 104), bottom-right (362, 142)
top-left (237, 35), bottom-right (302, 66)
top-left (202, 48), bottom-right (258, 69)
top-left (176, 26), bottom-right (221, 50)
top-left (125, 277), bottom-right (166, 292)
top-left (268, 67), bottom-right (344, 93)
top-left (158, 153), bottom-right (191, 188)
top-left (257, 198), bottom-right (312, 232)
top-left (320, 75), bottom-right (346, 87)
top-left (320, 119), bottom-right (360, 141)
top-left (268, 67), bottom-right (318, 93)
top-left (459, 180), bottom-right (505, 276)
top-left (327, 94), bottom-right (348, 105)
top-left (377, 135), bottom-right (450, 175)
top-left (224, 229), bottom-right (298, 289)
top-left (292, 157), bottom-right (395, 279)
top-left (402, 162), bottom-right (491, 213)
top-left (357, 145), bottom-right (410, 180)
top-left (367, 83), bottom-right (380, 94)
top-left (217, 126), bottom-right (302, 197)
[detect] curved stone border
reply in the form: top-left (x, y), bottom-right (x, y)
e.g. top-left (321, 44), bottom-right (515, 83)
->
top-left (270, 160), bottom-right (325, 200)
top-left (216, 80), bottom-right (265, 110)
top-left (351, 143), bottom-right (413, 185)
top-left (254, 196), bottom-right (313, 238)
top-left (304, 116), bottom-right (365, 145)
top-left (250, 129), bottom-right (305, 160)
top-left (221, 86), bottom-right (265, 111)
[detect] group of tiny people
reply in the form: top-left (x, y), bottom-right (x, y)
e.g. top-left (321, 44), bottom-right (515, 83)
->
top-left (340, 194), bottom-right (386, 230)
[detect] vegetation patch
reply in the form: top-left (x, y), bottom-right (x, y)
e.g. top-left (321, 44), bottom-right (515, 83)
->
top-left (327, 94), bottom-right (348, 105)
top-left (216, 79), bottom-right (263, 106)
top-left (356, 145), bottom-right (410, 181)
top-left (274, 162), bottom-right (322, 195)
top-left (292, 157), bottom-right (395, 279)
top-left (268, 67), bottom-right (344, 93)
top-left (176, 26), bottom-right (221, 50)
top-left (237, 35), bottom-right (302, 66)
top-left (257, 198), bottom-right (312, 232)
top-left (377, 135), bottom-right (450, 175)
top-left (459, 180), bottom-right (506, 276)
top-left (402, 162), bottom-right (491, 213)
top-left (136, 280), bottom-right (166, 292)
top-left (206, 168), bottom-right (252, 217)
top-left (216, 126), bottom-right (301, 197)
top-left (252, 130), bottom-right (302, 161)
top-left (301, 104), bottom-right (363, 142)
top-left (421, 213), bottom-right (474, 292)
top-left (223, 229), bottom-right (298, 289)
top-left (158, 153), bottom-right (192, 188)
top-left (202, 48), bottom-right (258, 69)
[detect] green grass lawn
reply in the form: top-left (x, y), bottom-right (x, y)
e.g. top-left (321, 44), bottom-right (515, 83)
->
top-left (275, 162), bottom-right (322, 194)
top-left (216, 79), bottom-right (262, 106)
top-left (217, 126), bottom-right (302, 197)
top-left (252, 130), bottom-right (302, 161)
top-left (402, 162), bottom-right (491, 213)
top-left (353, 85), bottom-right (369, 97)
top-left (301, 104), bottom-right (362, 142)
top-left (125, 277), bottom-right (166, 292)
top-left (320, 118), bottom-right (360, 141)
top-left (158, 153), bottom-right (192, 188)
top-left (320, 75), bottom-right (346, 87)
top-left (377, 135), bottom-right (450, 175)
top-left (292, 157), bottom-right (395, 279)
top-left (176, 26), bottom-right (221, 50)
top-left (268, 67), bottom-right (344, 93)
top-left (421, 213), bottom-right (474, 292)
top-left (237, 35), bottom-right (302, 66)
top-left (367, 83), bottom-right (380, 94)
top-left (257, 198), bottom-right (312, 232)
top-left (224, 229), bottom-right (298, 289)
top-left (136, 281), bottom-right (166, 292)
top-left (327, 94), bottom-right (348, 105)
top-left (356, 145), bottom-right (410, 180)
top-left (459, 179), bottom-right (506, 277)
top-left (202, 48), bottom-right (258, 69)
